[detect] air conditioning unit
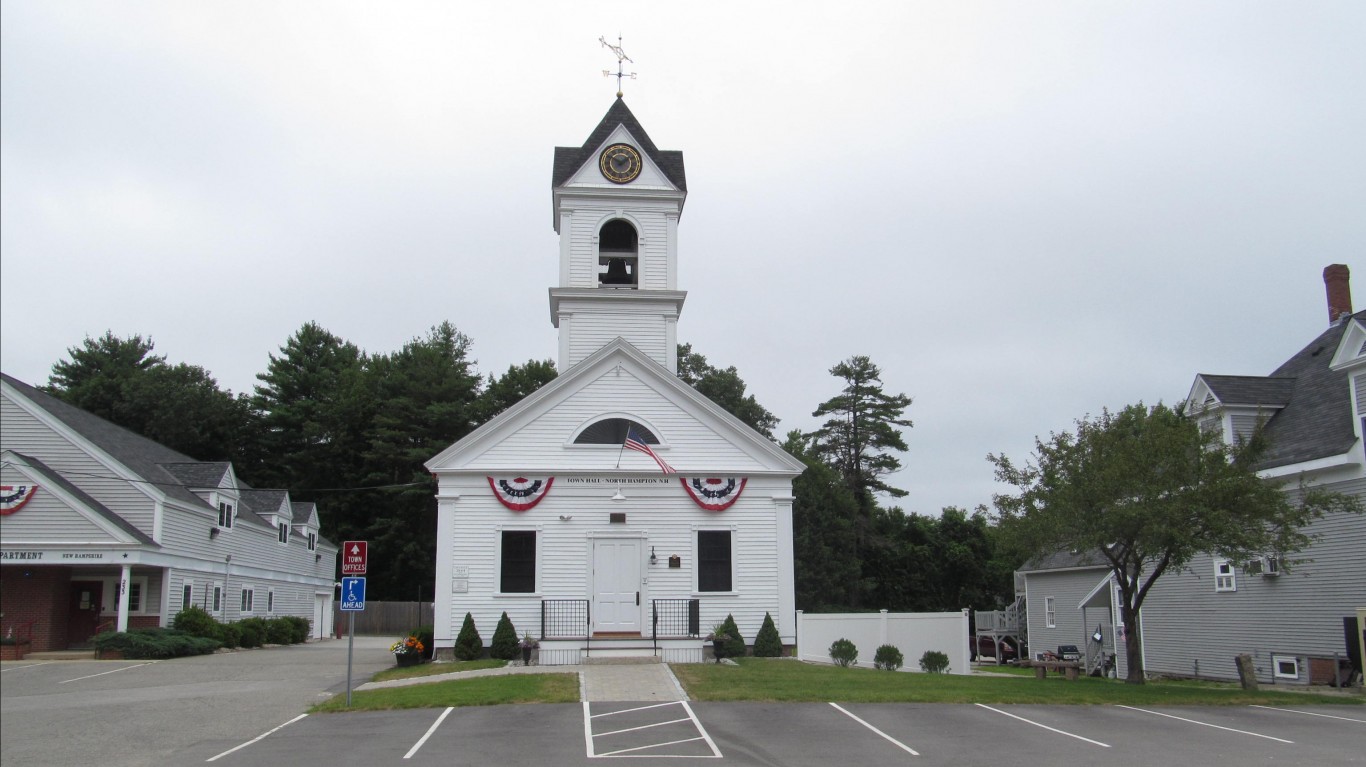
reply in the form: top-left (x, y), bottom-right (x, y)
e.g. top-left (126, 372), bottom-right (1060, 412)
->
top-left (1245, 559), bottom-right (1262, 575)
top-left (1262, 556), bottom-right (1281, 577)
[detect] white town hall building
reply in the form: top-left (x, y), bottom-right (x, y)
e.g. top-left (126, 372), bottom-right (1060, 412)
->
top-left (425, 98), bottom-right (805, 663)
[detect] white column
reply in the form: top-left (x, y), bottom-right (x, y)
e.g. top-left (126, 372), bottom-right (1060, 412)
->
top-left (117, 563), bottom-right (132, 632)
top-left (773, 495), bottom-right (797, 644)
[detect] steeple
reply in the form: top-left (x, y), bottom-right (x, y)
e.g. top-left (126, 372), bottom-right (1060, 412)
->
top-left (548, 100), bottom-right (687, 372)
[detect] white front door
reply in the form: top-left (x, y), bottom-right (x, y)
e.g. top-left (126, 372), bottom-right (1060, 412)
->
top-left (593, 539), bottom-right (642, 633)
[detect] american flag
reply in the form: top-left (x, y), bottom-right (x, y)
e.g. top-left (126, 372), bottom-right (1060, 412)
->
top-left (625, 426), bottom-right (675, 474)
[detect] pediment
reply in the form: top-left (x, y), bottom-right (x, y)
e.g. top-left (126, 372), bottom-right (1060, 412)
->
top-left (426, 339), bottom-right (804, 476)
top-left (1, 451), bottom-right (153, 545)
top-left (561, 125), bottom-right (680, 191)
top-left (1330, 316), bottom-right (1366, 371)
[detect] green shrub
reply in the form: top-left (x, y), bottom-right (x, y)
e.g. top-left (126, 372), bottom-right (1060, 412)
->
top-left (214, 621), bottom-right (241, 649)
top-left (829, 638), bottom-right (858, 667)
top-left (490, 612), bottom-right (520, 660)
top-left (753, 613), bottom-right (783, 657)
top-left (873, 644), bottom-right (904, 671)
top-left (283, 616), bottom-right (311, 644)
top-left (454, 612), bottom-right (483, 660)
top-left (414, 625), bottom-right (434, 659)
top-left (265, 618), bottom-right (294, 645)
top-left (237, 618), bottom-right (267, 649)
top-left (919, 650), bottom-right (950, 674)
top-left (93, 628), bottom-right (219, 659)
top-left (721, 614), bottom-right (746, 659)
top-left (172, 605), bottom-right (220, 638)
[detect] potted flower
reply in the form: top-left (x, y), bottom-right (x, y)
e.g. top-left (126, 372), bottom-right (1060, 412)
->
top-left (390, 634), bottom-right (426, 668)
top-left (518, 632), bottom-right (539, 665)
top-left (706, 623), bottom-right (731, 664)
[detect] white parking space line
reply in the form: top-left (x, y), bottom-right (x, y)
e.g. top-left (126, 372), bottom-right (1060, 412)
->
top-left (974, 704), bottom-right (1111, 748)
top-left (205, 713), bottom-right (308, 762)
top-left (1250, 705), bottom-right (1366, 724)
top-left (829, 703), bottom-right (919, 756)
top-left (1117, 705), bottom-right (1294, 743)
top-left (583, 700), bottom-right (721, 759)
top-left (404, 707), bottom-right (454, 759)
top-left (0, 662), bottom-right (53, 672)
top-left (59, 662), bottom-right (155, 684)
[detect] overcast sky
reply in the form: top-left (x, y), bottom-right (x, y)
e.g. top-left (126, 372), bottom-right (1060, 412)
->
top-left (3, 1), bottom-right (1362, 517)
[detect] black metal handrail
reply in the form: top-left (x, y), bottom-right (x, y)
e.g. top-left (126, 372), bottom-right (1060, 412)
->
top-left (541, 598), bottom-right (590, 651)
top-left (651, 598), bottom-right (700, 653)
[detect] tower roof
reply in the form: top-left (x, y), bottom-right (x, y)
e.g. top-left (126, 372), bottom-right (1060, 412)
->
top-left (552, 98), bottom-right (687, 191)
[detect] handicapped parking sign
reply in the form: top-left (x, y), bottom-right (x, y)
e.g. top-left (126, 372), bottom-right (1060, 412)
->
top-left (340, 577), bottom-right (366, 611)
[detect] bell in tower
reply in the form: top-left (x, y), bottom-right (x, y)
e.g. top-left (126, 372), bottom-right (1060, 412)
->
top-left (598, 219), bottom-right (638, 288)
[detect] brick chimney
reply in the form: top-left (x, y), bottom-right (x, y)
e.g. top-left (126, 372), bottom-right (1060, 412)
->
top-left (1324, 264), bottom-right (1352, 323)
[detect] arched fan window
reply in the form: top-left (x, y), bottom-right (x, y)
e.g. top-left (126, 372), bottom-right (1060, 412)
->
top-left (573, 418), bottom-right (659, 445)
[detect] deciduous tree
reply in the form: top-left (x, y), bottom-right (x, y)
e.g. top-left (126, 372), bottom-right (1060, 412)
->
top-left (677, 343), bottom-right (778, 438)
top-left (989, 402), bottom-right (1360, 683)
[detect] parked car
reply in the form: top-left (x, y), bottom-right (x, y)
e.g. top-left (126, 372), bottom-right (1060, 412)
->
top-left (972, 635), bottom-right (1018, 662)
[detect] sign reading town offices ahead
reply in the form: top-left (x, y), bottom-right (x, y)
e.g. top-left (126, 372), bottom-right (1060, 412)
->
top-left (341, 540), bottom-right (367, 575)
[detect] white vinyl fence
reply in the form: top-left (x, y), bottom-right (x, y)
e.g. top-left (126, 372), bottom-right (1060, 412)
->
top-left (796, 609), bottom-right (970, 674)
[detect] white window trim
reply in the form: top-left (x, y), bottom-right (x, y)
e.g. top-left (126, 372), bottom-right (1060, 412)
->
top-left (240, 586), bottom-right (255, 614)
top-left (307, 531), bottom-right (317, 551)
top-left (1272, 655), bottom-right (1300, 679)
top-left (277, 519), bottom-right (289, 545)
top-left (217, 501), bottom-right (235, 530)
top-left (1214, 559), bottom-right (1237, 592)
top-left (211, 582), bottom-right (223, 613)
top-left (692, 525), bottom-right (738, 596)
top-left (181, 582), bottom-right (193, 612)
top-left (1044, 596), bottom-right (1057, 628)
top-left (495, 526), bottom-right (542, 597)
top-left (98, 576), bottom-right (151, 616)
top-left (267, 590), bottom-right (275, 615)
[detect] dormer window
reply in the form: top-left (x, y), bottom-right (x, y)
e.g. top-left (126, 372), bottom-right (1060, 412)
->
top-left (277, 520), bottom-right (289, 544)
top-left (307, 531), bottom-right (317, 551)
top-left (598, 219), bottom-right (638, 288)
top-left (217, 502), bottom-right (234, 529)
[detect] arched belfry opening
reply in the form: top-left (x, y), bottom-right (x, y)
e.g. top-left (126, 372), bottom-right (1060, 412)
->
top-left (598, 219), bottom-right (638, 288)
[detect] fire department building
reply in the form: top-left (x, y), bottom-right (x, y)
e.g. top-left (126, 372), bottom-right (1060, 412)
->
top-left (1, 374), bottom-right (338, 653)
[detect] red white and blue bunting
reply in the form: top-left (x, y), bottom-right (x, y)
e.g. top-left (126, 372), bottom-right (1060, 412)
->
top-left (488, 477), bottom-right (554, 512)
top-left (0, 484), bottom-right (38, 516)
top-left (680, 477), bottom-right (747, 511)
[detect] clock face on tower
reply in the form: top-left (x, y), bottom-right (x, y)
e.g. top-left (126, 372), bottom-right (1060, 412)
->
top-left (599, 143), bottom-right (643, 184)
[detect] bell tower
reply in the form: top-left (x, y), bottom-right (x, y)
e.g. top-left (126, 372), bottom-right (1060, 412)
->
top-left (549, 98), bottom-right (687, 372)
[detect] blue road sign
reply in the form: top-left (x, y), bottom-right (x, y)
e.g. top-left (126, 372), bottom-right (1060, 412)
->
top-left (340, 576), bottom-right (366, 611)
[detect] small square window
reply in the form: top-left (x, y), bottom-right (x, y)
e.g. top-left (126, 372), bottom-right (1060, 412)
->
top-left (1273, 655), bottom-right (1299, 679)
top-left (1214, 559), bottom-right (1237, 592)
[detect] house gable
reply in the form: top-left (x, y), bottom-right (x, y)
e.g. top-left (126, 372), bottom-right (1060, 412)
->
top-left (1, 451), bottom-right (155, 546)
top-left (427, 338), bottom-right (804, 476)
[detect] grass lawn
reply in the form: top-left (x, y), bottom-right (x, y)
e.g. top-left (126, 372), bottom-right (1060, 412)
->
top-left (673, 658), bottom-right (1365, 706)
top-left (310, 672), bottom-right (579, 712)
top-left (370, 658), bottom-right (506, 683)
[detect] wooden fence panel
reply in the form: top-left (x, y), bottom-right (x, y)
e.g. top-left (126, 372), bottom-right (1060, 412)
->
top-left (333, 601), bottom-right (434, 636)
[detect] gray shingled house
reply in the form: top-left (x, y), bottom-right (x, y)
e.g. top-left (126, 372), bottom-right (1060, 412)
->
top-left (1019, 265), bottom-right (1366, 685)
top-left (1, 374), bottom-right (339, 653)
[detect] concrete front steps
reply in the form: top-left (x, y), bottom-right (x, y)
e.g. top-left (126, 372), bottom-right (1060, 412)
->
top-left (540, 636), bottom-right (704, 665)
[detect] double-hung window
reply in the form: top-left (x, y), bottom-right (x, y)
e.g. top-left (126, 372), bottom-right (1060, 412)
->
top-left (218, 502), bottom-right (234, 529)
top-left (1214, 559), bottom-right (1237, 592)
top-left (278, 521), bottom-right (289, 544)
top-left (697, 530), bottom-right (733, 592)
top-left (241, 588), bottom-right (254, 613)
top-left (182, 583), bottom-right (193, 611)
top-left (500, 531), bottom-right (537, 593)
top-left (1045, 596), bottom-right (1057, 628)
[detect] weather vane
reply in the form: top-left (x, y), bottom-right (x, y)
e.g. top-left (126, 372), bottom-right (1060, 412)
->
top-left (600, 34), bottom-right (636, 98)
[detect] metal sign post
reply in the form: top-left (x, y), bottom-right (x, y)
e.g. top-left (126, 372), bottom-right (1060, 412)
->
top-left (340, 575), bottom-right (367, 706)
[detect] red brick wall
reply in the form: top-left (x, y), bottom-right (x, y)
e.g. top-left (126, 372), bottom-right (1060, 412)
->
top-left (1, 566), bottom-right (72, 652)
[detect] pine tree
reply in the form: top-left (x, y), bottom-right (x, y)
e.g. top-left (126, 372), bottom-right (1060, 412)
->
top-left (752, 612), bottom-right (783, 657)
top-left (454, 612), bottom-right (483, 660)
top-left (721, 614), bottom-right (746, 658)
top-left (490, 612), bottom-right (519, 660)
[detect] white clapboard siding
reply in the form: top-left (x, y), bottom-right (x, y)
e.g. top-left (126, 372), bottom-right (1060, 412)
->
top-left (0, 468), bottom-right (126, 542)
top-left (564, 200), bottom-right (675, 291)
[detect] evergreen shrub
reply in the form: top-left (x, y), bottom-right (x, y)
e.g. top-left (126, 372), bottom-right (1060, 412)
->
top-left (752, 612), bottom-right (783, 657)
top-left (454, 612), bottom-right (483, 660)
top-left (490, 612), bottom-right (520, 660)
top-left (93, 628), bottom-right (219, 659)
top-left (283, 616), bottom-right (311, 643)
top-left (919, 650), bottom-right (950, 674)
top-left (873, 644), bottom-right (903, 671)
top-left (721, 614), bottom-right (746, 658)
top-left (829, 638), bottom-right (858, 667)
top-left (265, 618), bottom-right (294, 645)
top-left (172, 606), bottom-right (219, 638)
top-left (236, 618), bottom-right (267, 648)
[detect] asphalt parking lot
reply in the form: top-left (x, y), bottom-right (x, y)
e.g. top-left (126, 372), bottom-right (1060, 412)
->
top-left (3, 643), bottom-right (1363, 767)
